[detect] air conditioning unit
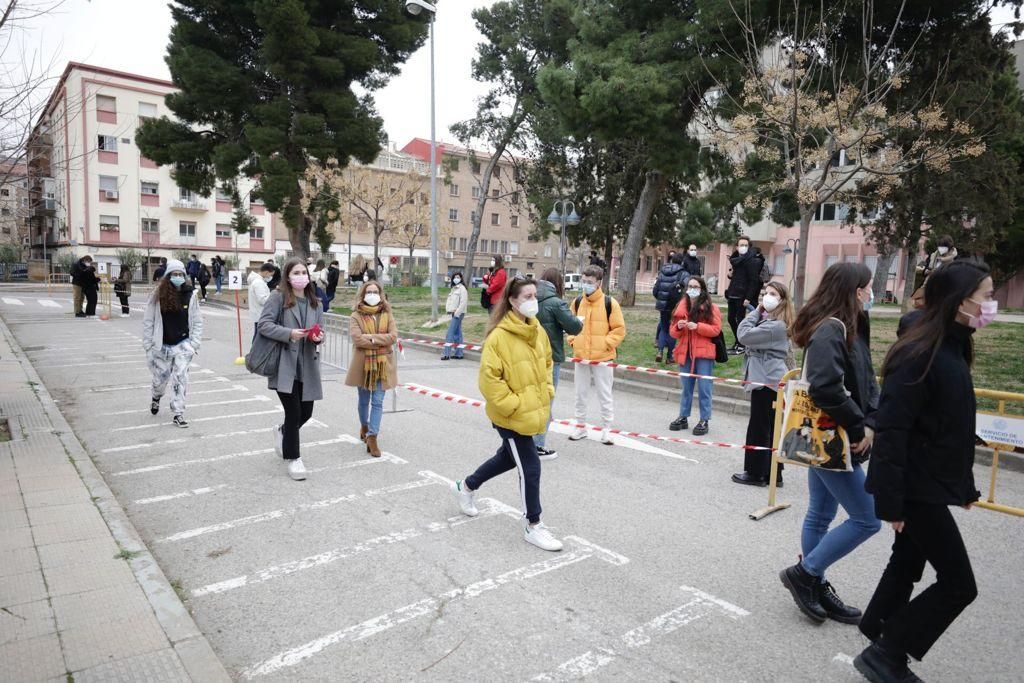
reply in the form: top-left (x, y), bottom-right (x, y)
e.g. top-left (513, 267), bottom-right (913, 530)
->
top-left (43, 199), bottom-right (56, 210)
top-left (105, 190), bottom-right (119, 199)
top-left (444, 251), bottom-right (454, 259)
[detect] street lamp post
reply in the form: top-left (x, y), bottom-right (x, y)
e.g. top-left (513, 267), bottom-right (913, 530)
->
top-left (546, 199), bottom-right (580, 276)
top-left (783, 238), bottom-right (800, 298)
top-left (406, 0), bottom-right (440, 321)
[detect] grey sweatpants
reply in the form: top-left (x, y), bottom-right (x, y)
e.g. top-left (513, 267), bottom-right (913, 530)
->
top-left (148, 343), bottom-right (194, 416)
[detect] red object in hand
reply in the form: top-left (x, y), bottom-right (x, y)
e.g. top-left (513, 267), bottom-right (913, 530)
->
top-left (306, 323), bottom-right (323, 341)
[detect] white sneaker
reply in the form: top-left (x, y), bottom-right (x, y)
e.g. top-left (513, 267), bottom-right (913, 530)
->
top-left (523, 519), bottom-right (563, 552)
top-left (568, 426), bottom-right (588, 441)
top-left (537, 447), bottom-right (558, 461)
top-left (120, 313), bottom-right (129, 318)
top-left (600, 429), bottom-right (614, 445)
top-left (287, 458), bottom-right (307, 481)
top-left (274, 425), bottom-right (283, 457)
top-left (452, 480), bottom-right (478, 517)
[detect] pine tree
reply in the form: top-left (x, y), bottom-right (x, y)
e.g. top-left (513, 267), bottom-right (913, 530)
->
top-left (136, 0), bottom-right (427, 259)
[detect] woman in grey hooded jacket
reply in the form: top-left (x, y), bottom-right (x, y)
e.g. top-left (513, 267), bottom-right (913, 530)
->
top-left (733, 281), bottom-right (794, 486)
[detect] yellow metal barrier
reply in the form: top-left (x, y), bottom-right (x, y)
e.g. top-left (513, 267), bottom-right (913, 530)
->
top-left (46, 272), bottom-right (71, 295)
top-left (98, 275), bottom-right (112, 320)
top-left (750, 373), bottom-right (1024, 520)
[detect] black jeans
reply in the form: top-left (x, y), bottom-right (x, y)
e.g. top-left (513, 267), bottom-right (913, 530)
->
top-left (84, 289), bottom-right (98, 316)
top-left (743, 387), bottom-right (781, 479)
top-left (727, 297), bottom-right (746, 344)
top-left (117, 294), bottom-right (129, 314)
top-left (860, 502), bottom-right (977, 660)
top-left (466, 425), bottom-right (542, 524)
top-left (277, 380), bottom-right (315, 461)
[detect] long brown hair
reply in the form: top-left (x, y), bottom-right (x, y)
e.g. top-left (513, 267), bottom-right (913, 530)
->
top-left (791, 263), bottom-right (872, 349)
top-left (763, 281), bottom-right (795, 332)
top-left (156, 271), bottom-right (192, 312)
top-left (279, 258), bottom-right (318, 309)
top-left (540, 267), bottom-right (564, 298)
top-left (486, 276), bottom-right (535, 337)
top-left (682, 276), bottom-right (714, 323)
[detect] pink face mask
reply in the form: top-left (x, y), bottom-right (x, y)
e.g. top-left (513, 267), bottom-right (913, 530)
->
top-left (289, 274), bottom-right (310, 290)
top-left (963, 299), bottom-right (997, 329)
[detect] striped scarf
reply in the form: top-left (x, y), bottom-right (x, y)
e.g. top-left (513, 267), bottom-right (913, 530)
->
top-left (357, 304), bottom-right (389, 390)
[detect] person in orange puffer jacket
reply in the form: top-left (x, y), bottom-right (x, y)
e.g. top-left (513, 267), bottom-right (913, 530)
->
top-left (669, 275), bottom-right (722, 436)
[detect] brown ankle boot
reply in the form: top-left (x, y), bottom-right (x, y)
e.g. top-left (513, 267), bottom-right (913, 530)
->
top-left (366, 434), bottom-right (381, 458)
top-left (359, 424), bottom-right (368, 442)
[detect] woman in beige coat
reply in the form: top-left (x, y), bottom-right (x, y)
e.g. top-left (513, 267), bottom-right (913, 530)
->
top-left (345, 280), bottom-right (398, 456)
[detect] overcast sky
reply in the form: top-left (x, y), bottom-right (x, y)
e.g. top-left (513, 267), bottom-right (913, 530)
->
top-left (31, 0), bottom-right (496, 147)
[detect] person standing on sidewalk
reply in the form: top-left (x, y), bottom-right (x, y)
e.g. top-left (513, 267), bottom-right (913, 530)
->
top-left (346, 280), bottom-right (398, 458)
top-left (652, 252), bottom-right (689, 364)
top-left (452, 276), bottom-right (562, 551)
top-left (681, 244), bottom-right (703, 277)
top-left (186, 254), bottom-right (200, 286)
top-left (732, 281), bottom-right (794, 486)
top-left (725, 236), bottom-right (763, 354)
top-left (323, 260), bottom-right (340, 312)
top-left (114, 266), bottom-right (132, 317)
top-left (258, 258), bottom-right (325, 481)
top-left (142, 259), bottom-right (203, 428)
top-left (534, 268), bottom-right (583, 460)
top-left (668, 276), bottom-right (722, 436)
top-left (567, 264), bottom-right (626, 445)
top-left (197, 261), bottom-right (211, 301)
top-left (779, 262), bottom-right (881, 626)
top-left (152, 257), bottom-right (167, 282)
top-left (212, 256), bottom-right (224, 295)
top-left (854, 261), bottom-right (991, 683)
top-left (483, 255), bottom-right (507, 311)
top-left (441, 271), bottom-right (468, 360)
top-left (247, 263), bottom-right (275, 331)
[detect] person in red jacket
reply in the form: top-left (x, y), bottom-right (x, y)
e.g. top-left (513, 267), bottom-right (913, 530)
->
top-left (668, 276), bottom-right (722, 436)
top-left (484, 255), bottom-right (507, 308)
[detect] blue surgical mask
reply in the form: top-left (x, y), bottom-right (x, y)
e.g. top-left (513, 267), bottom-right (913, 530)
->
top-left (862, 288), bottom-right (874, 312)
top-left (687, 287), bottom-right (701, 299)
top-left (582, 283), bottom-right (598, 296)
top-left (170, 275), bottom-right (186, 287)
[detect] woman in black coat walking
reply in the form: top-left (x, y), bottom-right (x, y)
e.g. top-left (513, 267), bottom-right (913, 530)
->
top-left (854, 261), bottom-right (992, 683)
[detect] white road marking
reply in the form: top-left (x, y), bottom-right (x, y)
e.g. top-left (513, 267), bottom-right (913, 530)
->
top-left (37, 299), bottom-right (62, 308)
top-left (111, 435), bottom-right (346, 475)
top-left (191, 511), bottom-right (498, 598)
top-left (107, 395), bottom-right (270, 415)
top-left (92, 375), bottom-right (225, 392)
top-left (134, 485), bottom-right (229, 506)
top-left (2, 297), bottom-right (24, 305)
top-left (305, 452), bottom-right (406, 473)
top-left (111, 407), bottom-right (282, 432)
top-left (37, 359), bottom-right (149, 369)
top-left (530, 586), bottom-right (750, 681)
top-left (155, 476), bottom-right (441, 544)
top-left (242, 549), bottom-right (599, 678)
top-left (101, 423), bottom-right (297, 454)
top-left (833, 653), bottom-right (855, 666)
top-left (548, 420), bottom-right (700, 464)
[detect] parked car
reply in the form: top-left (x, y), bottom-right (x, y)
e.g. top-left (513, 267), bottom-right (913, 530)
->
top-left (470, 276), bottom-right (485, 288)
top-left (564, 272), bottom-right (582, 291)
top-left (0, 263), bottom-right (28, 281)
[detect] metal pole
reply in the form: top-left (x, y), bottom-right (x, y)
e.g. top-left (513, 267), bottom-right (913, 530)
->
top-left (428, 15), bottom-right (439, 322)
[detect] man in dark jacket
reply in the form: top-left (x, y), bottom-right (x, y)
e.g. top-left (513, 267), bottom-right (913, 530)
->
top-left (725, 236), bottom-right (763, 353)
top-left (152, 257), bottom-right (167, 282)
top-left (70, 255), bottom-right (95, 317)
top-left (323, 261), bottom-right (340, 312)
top-left (681, 244), bottom-right (703, 277)
top-left (652, 253), bottom-right (689, 362)
top-left (186, 254), bottom-right (201, 286)
top-left (534, 275), bottom-right (584, 459)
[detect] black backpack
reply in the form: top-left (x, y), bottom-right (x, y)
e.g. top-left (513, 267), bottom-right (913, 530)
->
top-left (572, 294), bottom-right (612, 320)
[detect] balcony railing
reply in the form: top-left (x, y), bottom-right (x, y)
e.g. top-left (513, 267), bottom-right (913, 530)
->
top-left (171, 198), bottom-right (207, 211)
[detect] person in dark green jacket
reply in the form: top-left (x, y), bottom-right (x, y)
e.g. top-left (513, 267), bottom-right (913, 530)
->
top-left (534, 268), bottom-right (584, 460)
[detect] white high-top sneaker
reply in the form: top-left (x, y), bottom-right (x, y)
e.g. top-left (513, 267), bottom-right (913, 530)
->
top-left (287, 458), bottom-right (307, 481)
top-left (523, 519), bottom-right (563, 552)
top-left (452, 480), bottom-right (478, 517)
top-left (600, 429), bottom-right (614, 445)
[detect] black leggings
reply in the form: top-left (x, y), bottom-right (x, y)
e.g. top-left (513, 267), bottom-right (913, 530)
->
top-left (84, 289), bottom-right (98, 316)
top-left (277, 380), bottom-right (315, 460)
top-left (117, 294), bottom-right (129, 314)
top-left (743, 387), bottom-right (782, 479)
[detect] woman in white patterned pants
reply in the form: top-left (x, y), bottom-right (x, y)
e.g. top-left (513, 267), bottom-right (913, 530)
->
top-left (147, 344), bottom-right (194, 418)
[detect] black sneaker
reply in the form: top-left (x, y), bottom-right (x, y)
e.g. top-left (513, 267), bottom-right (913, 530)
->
top-left (820, 581), bottom-right (863, 624)
top-left (75, 312), bottom-right (86, 318)
top-left (669, 416), bottom-right (688, 431)
top-left (854, 642), bottom-right (922, 683)
top-left (440, 356), bottom-right (450, 361)
top-left (150, 398), bottom-right (159, 415)
top-left (692, 420), bottom-right (709, 436)
top-left (172, 415), bottom-right (189, 428)
top-left (537, 447), bottom-right (558, 461)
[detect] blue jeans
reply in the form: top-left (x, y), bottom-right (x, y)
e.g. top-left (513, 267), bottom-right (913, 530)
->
top-left (322, 291), bottom-right (335, 312)
top-left (801, 463), bottom-right (881, 578)
top-left (657, 308), bottom-right (676, 356)
top-left (357, 382), bottom-right (386, 437)
top-left (678, 356), bottom-right (714, 421)
top-left (214, 274), bottom-right (223, 294)
top-left (442, 314), bottom-right (464, 358)
top-left (534, 363), bottom-right (561, 449)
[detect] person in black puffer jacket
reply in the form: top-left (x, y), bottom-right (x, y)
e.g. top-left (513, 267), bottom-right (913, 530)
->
top-left (854, 261), bottom-right (991, 683)
top-left (652, 253), bottom-right (689, 363)
top-left (681, 244), bottom-right (703, 277)
top-left (778, 262), bottom-right (881, 628)
top-left (725, 235), bottom-right (763, 353)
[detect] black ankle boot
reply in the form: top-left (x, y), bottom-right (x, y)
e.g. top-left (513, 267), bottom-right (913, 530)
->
top-left (854, 642), bottom-right (922, 683)
top-left (779, 563), bottom-right (827, 623)
top-left (820, 580), bottom-right (862, 624)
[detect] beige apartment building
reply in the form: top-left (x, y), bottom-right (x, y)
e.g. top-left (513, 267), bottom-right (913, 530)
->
top-left (1, 162), bottom-right (29, 253)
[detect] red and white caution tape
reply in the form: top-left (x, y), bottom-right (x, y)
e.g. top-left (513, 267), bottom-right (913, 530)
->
top-left (398, 337), bottom-right (783, 390)
top-left (400, 382), bottom-right (773, 452)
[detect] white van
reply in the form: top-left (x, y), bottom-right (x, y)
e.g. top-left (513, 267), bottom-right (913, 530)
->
top-left (564, 273), bottom-right (582, 291)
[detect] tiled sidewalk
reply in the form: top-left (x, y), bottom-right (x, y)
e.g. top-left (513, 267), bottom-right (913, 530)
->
top-left (0, 319), bottom-right (229, 682)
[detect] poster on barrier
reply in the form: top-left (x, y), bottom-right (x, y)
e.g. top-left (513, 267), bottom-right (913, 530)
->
top-left (778, 379), bottom-right (852, 471)
top-left (976, 412), bottom-right (1024, 449)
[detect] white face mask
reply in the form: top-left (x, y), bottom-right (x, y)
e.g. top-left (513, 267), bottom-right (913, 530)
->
top-left (737, 245), bottom-right (749, 255)
top-left (937, 246), bottom-right (950, 256)
top-left (452, 277), bottom-right (461, 285)
top-left (688, 249), bottom-right (697, 257)
top-left (762, 294), bottom-right (781, 311)
top-left (687, 287), bottom-right (701, 299)
top-left (490, 260), bottom-right (496, 268)
top-left (364, 293), bottom-right (381, 306)
top-left (518, 298), bottom-right (539, 318)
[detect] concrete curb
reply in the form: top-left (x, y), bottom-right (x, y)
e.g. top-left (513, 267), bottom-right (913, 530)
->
top-left (0, 316), bottom-right (231, 682)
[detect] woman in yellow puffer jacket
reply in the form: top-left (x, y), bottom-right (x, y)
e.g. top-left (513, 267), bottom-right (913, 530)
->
top-left (451, 276), bottom-right (563, 552)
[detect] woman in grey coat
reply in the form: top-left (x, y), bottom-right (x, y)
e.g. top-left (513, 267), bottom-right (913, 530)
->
top-left (732, 281), bottom-right (794, 486)
top-left (257, 258), bottom-right (325, 481)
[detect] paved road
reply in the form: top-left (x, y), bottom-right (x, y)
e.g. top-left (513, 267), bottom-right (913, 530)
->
top-left (1, 289), bottom-right (1022, 681)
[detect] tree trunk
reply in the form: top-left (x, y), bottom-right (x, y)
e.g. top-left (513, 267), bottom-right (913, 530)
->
top-left (407, 245), bottom-right (415, 286)
top-left (794, 211), bottom-right (813, 307)
top-left (602, 226), bottom-right (614, 291)
top-left (617, 170), bottom-right (667, 306)
top-left (289, 215), bottom-right (312, 260)
top-left (871, 247), bottom-right (894, 303)
top-left (901, 246), bottom-right (920, 313)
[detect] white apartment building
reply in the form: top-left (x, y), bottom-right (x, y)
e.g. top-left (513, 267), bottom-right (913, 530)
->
top-left (28, 63), bottom-right (276, 276)
top-left (1, 162), bottom-right (29, 250)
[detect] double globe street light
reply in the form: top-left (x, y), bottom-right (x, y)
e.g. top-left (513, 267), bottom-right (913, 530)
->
top-left (547, 199), bottom-right (580, 276)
